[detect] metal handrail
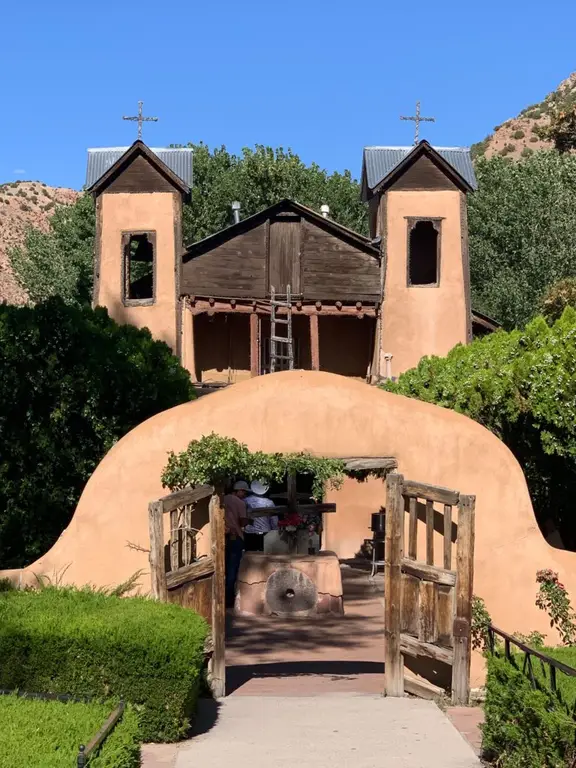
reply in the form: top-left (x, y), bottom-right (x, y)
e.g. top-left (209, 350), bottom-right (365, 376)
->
top-left (488, 624), bottom-right (576, 695)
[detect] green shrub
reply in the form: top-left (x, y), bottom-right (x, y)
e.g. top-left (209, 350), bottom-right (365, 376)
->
top-left (0, 694), bottom-right (140, 768)
top-left (512, 130), bottom-right (525, 139)
top-left (0, 298), bottom-right (194, 568)
top-left (0, 587), bottom-right (208, 742)
top-left (483, 650), bottom-right (576, 767)
top-left (383, 309), bottom-right (576, 545)
top-left (521, 148), bottom-right (534, 158)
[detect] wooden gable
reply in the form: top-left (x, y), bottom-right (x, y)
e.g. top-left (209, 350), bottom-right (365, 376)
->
top-left (387, 153), bottom-right (460, 192)
top-left (88, 141), bottom-right (190, 197)
top-left (181, 201), bottom-right (381, 302)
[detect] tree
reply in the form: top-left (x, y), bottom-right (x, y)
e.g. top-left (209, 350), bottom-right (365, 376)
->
top-left (0, 298), bottom-right (195, 568)
top-left (544, 105), bottom-right (576, 154)
top-left (11, 193), bottom-right (95, 305)
top-left (468, 151), bottom-right (576, 329)
top-left (383, 309), bottom-right (576, 547)
top-left (540, 277), bottom-right (576, 323)
top-left (11, 144), bottom-right (367, 304)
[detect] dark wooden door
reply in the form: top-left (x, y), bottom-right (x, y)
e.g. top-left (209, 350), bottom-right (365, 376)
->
top-left (384, 473), bottom-right (475, 704)
top-left (148, 484), bottom-right (226, 698)
top-left (268, 215), bottom-right (301, 295)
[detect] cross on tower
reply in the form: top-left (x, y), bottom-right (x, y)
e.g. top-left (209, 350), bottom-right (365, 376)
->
top-left (400, 101), bottom-right (435, 145)
top-left (122, 101), bottom-right (158, 141)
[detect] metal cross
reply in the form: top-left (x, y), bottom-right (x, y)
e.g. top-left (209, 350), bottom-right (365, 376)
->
top-left (122, 101), bottom-right (158, 141)
top-left (400, 101), bottom-right (435, 145)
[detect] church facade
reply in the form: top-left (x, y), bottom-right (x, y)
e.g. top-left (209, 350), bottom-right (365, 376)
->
top-left (87, 138), bottom-right (495, 388)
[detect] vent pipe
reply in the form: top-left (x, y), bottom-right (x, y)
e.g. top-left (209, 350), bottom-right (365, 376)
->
top-left (231, 201), bottom-right (241, 224)
top-left (320, 204), bottom-right (330, 219)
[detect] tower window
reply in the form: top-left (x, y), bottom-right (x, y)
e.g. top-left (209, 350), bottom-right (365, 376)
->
top-left (122, 231), bottom-right (156, 303)
top-left (407, 219), bottom-right (441, 286)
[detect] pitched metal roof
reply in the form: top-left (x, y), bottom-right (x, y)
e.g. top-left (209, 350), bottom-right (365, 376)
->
top-left (85, 146), bottom-right (193, 190)
top-left (363, 145), bottom-right (477, 193)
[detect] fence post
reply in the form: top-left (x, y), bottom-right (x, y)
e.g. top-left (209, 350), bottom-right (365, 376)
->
top-left (77, 745), bottom-right (87, 767)
top-left (452, 494), bottom-right (476, 705)
top-left (384, 473), bottom-right (404, 697)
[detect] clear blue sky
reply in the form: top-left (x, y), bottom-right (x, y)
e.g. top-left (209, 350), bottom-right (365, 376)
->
top-left (1, 0), bottom-right (574, 190)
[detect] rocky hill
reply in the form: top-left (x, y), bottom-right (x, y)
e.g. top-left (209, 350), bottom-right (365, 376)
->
top-left (0, 181), bottom-right (79, 304)
top-left (471, 73), bottom-right (576, 161)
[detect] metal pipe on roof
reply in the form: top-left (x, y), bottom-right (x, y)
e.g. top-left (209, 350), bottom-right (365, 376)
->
top-left (231, 201), bottom-right (241, 224)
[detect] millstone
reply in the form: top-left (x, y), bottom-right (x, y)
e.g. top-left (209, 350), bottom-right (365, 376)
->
top-left (265, 567), bottom-right (318, 613)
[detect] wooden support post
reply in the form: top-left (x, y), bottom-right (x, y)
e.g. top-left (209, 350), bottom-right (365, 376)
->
top-left (209, 489), bottom-right (226, 699)
top-left (452, 494), bottom-right (476, 705)
top-left (384, 473), bottom-right (404, 697)
top-left (180, 299), bottom-right (196, 380)
top-left (310, 313), bottom-right (320, 371)
top-left (148, 501), bottom-right (167, 601)
top-left (250, 312), bottom-right (259, 377)
top-left (287, 471), bottom-right (297, 512)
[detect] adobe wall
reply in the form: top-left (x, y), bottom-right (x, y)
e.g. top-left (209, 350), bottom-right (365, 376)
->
top-left (94, 191), bottom-right (179, 351)
top-left (3, 371), bottom-right (575, 686)
top-left (380, 190), bottom-right (468, 376)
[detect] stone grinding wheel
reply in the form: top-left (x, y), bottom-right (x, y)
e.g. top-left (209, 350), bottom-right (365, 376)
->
top-left (265, 567), bottom-right (318, 614)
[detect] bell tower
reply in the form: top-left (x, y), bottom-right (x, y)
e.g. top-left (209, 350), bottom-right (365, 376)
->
top-left (87, 140), bottom-right (192, 353)
top-left (362, 140), bottom-right (477, 377)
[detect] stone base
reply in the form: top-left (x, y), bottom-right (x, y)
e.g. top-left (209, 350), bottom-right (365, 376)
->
top-left (235, 551), bottom-right (344, 617)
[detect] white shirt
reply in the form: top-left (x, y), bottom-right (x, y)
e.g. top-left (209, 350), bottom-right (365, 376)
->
top-left (244, 495), bottom-right (278, 534)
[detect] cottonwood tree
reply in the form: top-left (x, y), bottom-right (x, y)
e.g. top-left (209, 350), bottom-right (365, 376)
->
top-left (468, 151), bottom-right (576, 329)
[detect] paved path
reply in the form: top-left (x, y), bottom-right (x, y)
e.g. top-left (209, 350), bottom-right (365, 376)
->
top-left (171, 695), bottom-right (480, 768)
top-left (142, 566), bottom-right (483, 766)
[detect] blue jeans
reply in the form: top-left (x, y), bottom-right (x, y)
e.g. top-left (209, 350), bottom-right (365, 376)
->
top-left (225, 536), bottom-right (244, 603)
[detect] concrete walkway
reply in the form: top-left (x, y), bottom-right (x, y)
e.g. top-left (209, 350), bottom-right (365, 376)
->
top-left (141, 566), bottom-right (483, 767)
top-left (170, 695), bottom-right (480, 768)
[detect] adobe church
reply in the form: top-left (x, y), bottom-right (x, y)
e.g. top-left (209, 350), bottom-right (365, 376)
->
top-left (86, 134), bottom-right (497, 388)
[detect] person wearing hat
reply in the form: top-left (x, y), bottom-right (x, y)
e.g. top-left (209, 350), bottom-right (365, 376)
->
top-left (244, 480), bottom-right (278, 552)
top-left (223, 480), bottom-right (251, 606)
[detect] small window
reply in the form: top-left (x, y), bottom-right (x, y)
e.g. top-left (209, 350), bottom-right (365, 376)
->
top-left (123, 232), bottom-right (155, 303)
top-left (408, 219), bottom-right (440, 286)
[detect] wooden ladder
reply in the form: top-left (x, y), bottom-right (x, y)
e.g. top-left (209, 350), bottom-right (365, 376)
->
top-left (269, 285), bottom-right (294, 373)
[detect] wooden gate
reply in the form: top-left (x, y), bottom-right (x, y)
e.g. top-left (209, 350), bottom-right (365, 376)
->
top-left (384, 473), bottom-right (475, 704)
top-left (148, 484), bottom-right (226, 698)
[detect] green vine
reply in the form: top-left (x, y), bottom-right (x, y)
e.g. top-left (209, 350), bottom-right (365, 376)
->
top-left (161, 433), bottom-right (347, 500)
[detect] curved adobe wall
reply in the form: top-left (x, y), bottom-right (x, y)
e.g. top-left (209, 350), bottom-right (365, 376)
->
top-left (2, 370), bottom-right (575, 684)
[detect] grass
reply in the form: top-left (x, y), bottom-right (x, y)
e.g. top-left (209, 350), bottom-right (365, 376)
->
top-left (0, 694), bottom-right (140, 768)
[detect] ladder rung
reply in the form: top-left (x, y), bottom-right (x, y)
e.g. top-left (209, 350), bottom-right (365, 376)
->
top-left (271, 336), bottom-right (292, 344)
top-left (273, 318), bottom-right (289, 325)
top-left (270, 300), bottom-right (292, 308)
top-left (271, 354), bottom-right (293, 360)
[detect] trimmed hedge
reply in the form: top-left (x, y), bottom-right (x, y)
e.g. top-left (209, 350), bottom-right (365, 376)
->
top-left (483, 650), bottom-right (576, 767)
top-left (0, 694), bottom-right (140, 768)
top-left (0, 588), bottom-right (208, 742)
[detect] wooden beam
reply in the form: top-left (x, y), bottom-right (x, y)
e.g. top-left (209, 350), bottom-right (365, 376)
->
top-left (343, 457), bottom-right (397, 472)
top-left (384, 473), bottom-right (404, 697)
top-left (404, 674), bottom-right (445, 701)
top-left (188, 299), bottom-right (378, 317)
top-left (250, 312), bottom-right (259, 377)
top-left (452, 494), bottom-right (476, 705)
top-left (250, 502), bottom-right (337, 517)
top-left (402, 480), bottom-right (459, 507)
top-left (209, 490), bottom-right (226, 699)
top-left (401, 558), bottom-right (456, 587)
top-left (166, 557), bottom-right (215, 590)
top-left (148, 501), bottom-right (167, 601)
top-left (160, 484), bottom-right (214, 514)
top-left (310, 313), bottom-right (320, 371)
top-left (400, 633), bottom-right (454, 665)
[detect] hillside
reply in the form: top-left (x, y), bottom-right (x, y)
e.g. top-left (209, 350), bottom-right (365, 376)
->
top-left (0, 181), bottom-right (79, 304)
top-left (471, 73), bottom-right (576, 161)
